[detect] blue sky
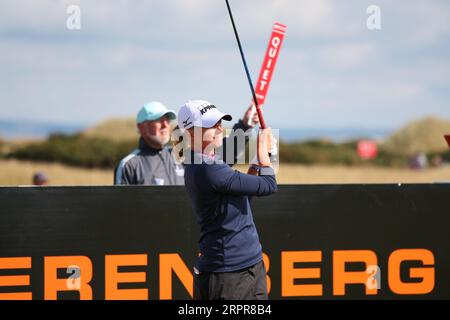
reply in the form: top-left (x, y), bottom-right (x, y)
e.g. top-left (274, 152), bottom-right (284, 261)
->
top-left (0, 0), bottom-right (449, 130)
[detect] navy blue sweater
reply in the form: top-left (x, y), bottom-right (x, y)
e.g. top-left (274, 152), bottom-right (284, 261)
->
top-left (184, 152), bottom-right (277, 272)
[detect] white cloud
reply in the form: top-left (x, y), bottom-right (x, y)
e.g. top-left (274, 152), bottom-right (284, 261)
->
top-left (403, 1), bottom-right (450, 45)
top-left (356, 81), bottom-right (425, 102)
top-left (0, 0), bottom-right (355, 43)
top-left (371, 0), bottom-right (450, 47)
top-left (319, 43), bottom-right (376, 68)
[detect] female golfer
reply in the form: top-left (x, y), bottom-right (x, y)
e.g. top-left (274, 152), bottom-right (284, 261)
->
top-left (178, 100), bottom-right (277, 300)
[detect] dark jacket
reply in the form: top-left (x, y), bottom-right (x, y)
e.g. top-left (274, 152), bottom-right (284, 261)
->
top-left (114, 138), bottom-right (184, 185)
top-left (184, 152), bottom-right (277, 272)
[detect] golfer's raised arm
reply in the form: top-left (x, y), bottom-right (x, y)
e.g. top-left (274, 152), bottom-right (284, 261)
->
top-left (202, 164), bottom-right (277, 196)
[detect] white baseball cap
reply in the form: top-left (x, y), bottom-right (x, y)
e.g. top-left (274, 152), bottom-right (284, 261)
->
top-left (178, 100), bottom-right (232, 129)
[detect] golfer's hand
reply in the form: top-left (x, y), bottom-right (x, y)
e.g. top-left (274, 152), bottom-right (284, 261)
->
top-left (242, 103), bottom-right (259, 128)
top-left (257, 128), bottom-right (272, 167)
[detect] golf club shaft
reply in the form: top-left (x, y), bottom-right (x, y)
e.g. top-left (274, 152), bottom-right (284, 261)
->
top-left (225, 0), bottom-right (267, 129)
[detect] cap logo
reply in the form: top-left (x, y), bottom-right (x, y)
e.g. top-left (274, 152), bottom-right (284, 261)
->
top-left (182, 116), bottom-right (192, 128)
top-left (199, 104), bottom-right (217, 115)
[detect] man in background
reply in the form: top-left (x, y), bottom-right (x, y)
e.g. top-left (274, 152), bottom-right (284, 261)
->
top-left (32, 172), bottom-right (48, 186)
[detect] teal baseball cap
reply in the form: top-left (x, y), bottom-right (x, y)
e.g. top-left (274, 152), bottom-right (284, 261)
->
top-left (136, 101), bottom-right (177, 124)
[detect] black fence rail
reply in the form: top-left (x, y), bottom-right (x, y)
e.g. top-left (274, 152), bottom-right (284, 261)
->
top-left (0, 184), bottom-right (449, 300)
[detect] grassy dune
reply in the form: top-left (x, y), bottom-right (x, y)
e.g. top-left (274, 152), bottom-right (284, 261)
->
top-left (1, 159), bottom-right (449, 186)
